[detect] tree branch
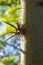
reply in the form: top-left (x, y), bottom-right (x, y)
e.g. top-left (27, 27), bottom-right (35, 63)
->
top-left (5, 35), bottom-right (14, 41)
top-left (4, 22), bottom-right (17, 30)
top-left (0, 2), bottom-right (13, 6)
top-left (2, 41), bottom-right (25, 53)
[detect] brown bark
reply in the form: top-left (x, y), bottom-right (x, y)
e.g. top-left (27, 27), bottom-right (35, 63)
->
top-left (20, 0), bottom-right (43, 65)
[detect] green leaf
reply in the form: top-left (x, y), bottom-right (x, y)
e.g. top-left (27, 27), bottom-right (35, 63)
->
top-left (0, 40), bottom-right (6, 50)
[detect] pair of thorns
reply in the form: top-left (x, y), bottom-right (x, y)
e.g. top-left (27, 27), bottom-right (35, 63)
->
top-left (4, 21), bottom-right (25, 41)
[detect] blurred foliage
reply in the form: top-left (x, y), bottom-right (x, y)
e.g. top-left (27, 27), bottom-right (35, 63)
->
top-left (0, 0), bottom-right (21, 36)
top-left (0, 0), bottom-right (21, 65)
top-left (0, 40), bottom-right (6, 50)
top-left (0, 55), bottom-right (20, 65)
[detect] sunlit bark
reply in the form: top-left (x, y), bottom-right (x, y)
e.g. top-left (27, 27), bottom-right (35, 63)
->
top-left (20, 0), bottom-right (43, 65)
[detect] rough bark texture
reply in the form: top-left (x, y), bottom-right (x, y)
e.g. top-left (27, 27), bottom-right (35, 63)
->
top-left (20, 0), bottom-right (43, 65)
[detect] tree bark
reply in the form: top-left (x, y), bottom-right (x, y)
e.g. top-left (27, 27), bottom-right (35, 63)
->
top-left (20, 0), bottom-right (43, 65)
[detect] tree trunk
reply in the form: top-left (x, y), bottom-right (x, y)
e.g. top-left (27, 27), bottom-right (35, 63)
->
top-left (20, 0), bottom-right (43, 65)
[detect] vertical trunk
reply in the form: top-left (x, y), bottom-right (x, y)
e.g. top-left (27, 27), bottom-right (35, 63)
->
top-left (20, 0), bottom-right (43, 65)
